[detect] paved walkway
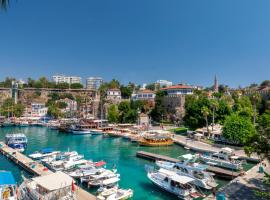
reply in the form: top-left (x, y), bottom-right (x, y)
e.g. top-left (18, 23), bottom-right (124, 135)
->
top-left (205, 161), bottom-right (270, 200)
top-left (173, 135), bottom-right (259, 162)
top-left (0, 142), bottom-right (96, 200)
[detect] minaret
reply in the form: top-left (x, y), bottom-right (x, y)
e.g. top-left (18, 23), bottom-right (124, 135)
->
top-left (214, 75), bottom-right (218, 92)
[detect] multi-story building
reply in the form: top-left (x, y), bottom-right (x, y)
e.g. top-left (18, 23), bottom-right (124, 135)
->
top-left (86, 77), bottom-right (103, 90)
top-left (161, 84), bottom-right (194, 124)
top-left (52, 75), bottom-right (82, 84)
top-left (132, 89), bottom-right (156, 101)
top-left (56, 98), bottom-right (78, 113)
top-left (161, 84), bottom-right (193, 96)
top-left (31, 103), bottom-right (48, 118)
top-left (106, 88), bottom-right (121, 100)
top-left (155, 80), bottom-right (173, 88)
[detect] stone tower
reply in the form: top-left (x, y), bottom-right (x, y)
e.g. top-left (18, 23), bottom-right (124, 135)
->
top-left (214, 75), bottom-right (218, 93)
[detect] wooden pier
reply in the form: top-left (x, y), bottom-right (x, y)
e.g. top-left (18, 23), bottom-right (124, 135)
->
top-left (0, 142), bottom-right (96, 200)
top-left (136, 151), bottom-right (240, 179)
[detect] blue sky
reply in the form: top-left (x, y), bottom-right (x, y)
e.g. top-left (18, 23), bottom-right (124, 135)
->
top-left (0, 0), bottom-right (270, 87)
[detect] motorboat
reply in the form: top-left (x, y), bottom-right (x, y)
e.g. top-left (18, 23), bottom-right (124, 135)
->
top-left (69, 161), bottom-right (107, 178)
top-left (199, 147), bottom-right (243, 170)
top-left (71, 124), bottom-right (92, 135)
top-left (29, 148), bottom-right (60, 160)
top-left (18, 172), bottom-right (76, 200)
top-left (156, 154), bottom-right (217, 190)
top-left (147, 167), bottom-right (205, 200)
top-left (45, 151), bottom-right (84, 171)
top-left (88, 176), bottom-right (120, 188)
top-left (80, 169), bottom-right (117, 184)
top-left (5, 133), bottom-right (27, 152)
top-left (90, 129), bottom-right (103, 135)
top-left (69, 167), bottom-right (105, 178)
top-left (97, 186), bottom-right (133, 200)
top-left (0, 171), bottom-right (17, 200)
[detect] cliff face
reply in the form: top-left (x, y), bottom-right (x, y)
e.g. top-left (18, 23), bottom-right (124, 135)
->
top-left (0, 88), bottom-right (100, 117)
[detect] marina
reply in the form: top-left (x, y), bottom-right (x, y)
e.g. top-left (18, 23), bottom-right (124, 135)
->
top-left (136, 151), bottom-right (241, 179)
top-left (0, 126), bottom-right (258, 199)
top-left (0, 141), bottom-right (96, 200)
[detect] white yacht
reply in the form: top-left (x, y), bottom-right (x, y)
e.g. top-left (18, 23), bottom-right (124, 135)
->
top-left (199, 147), bottom-right (243, 170)
top-left (97, 186), bottom-right (133, 200)
top-left (29, 148), bottom-right (60, 160)
top-left (147, 168), bottom-right (205, 200)
top-left (156, 154), bottom-right (217, 190)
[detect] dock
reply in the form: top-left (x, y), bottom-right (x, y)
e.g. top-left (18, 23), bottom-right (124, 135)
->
top-left (136, 151), bottom-right (240, 179)
top-left (0, 142), bottom-right (96, 200)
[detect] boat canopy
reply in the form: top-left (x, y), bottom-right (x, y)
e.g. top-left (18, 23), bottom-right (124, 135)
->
top-left (41, 148), bottom-right (54, 154)
top-left (0, 171), bottom-right (16, 185)
top-left (32, 172), bottom-right (73, 191)
top-left (95, 161), bottom-right (106, 167)
top-left (221, 147), bottom-right (234, 154)
top-left (181, 154), bottom-right (195, 160)
top-left (102, 177), bottom-right (120, 185)
top-left (159, 168), bottom-right (194, 184)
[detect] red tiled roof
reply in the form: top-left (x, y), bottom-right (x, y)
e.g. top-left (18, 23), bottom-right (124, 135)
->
top-left (161, 85), bottom-right (193, 90)
top-left (138, 89), bottom-right (155, 94)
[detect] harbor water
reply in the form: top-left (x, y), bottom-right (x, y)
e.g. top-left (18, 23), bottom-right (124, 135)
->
top-left (0, 126), bottom-right (251, 200)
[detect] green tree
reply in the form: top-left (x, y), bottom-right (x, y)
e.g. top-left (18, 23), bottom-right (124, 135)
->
top-left (56, 101), bottom-right (68, 109)
top-left (0, 0), bottom-right (9, 10)
top-left (150, 90), bottom-right (166, 122)
top-left (145, 83), bottom-right (155, 91)
top-left (249, 93), bottom-right (261, 125)
top-left (222, 114), bottom-right (255, 145)
top-left (56, 82), bottom-right (69, 89)
top-left (183, 94), bottom-right (211, 129)
top-left (260, 80), bottom-right (270, 87)
top-left (13, 104), bottom-right (25, 117)
top-left (38, 77), bottom-right (50, 88)
top-left (245, 112), bottom-right (270, 162)
top-left (47, 104), bottom-right (62, 119)
top-left (107, 105), bottom-right (119, 123)
top-left (210, 99), bottom-right (219, 131)
top-left (27, 78), bottom-right (36, 87)
top-left (120, 85), bottom-right (132, 99)
top-left (233, 96), bottom-right (254, 119)
top-left (109, 79), bottom-right (120, 89)
top-left (201, 106), bottom-right (210, 135)
top-left (70, 83), bottom-right (84, 89)
top-left (0, 98), bottom-right (25, 117)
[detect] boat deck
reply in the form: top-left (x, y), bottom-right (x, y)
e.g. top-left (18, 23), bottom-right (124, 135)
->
top-left (0, 141), bottom-right (96, 200)
top-left (136, 151), bottom-right (240, 179)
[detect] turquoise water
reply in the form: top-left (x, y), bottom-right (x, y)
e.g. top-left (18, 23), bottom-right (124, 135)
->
top-left (0, 126), bottom-right (235, 199)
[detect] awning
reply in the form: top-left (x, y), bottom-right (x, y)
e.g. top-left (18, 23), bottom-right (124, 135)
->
top-left (32, 172), bottom-right (73, 191)
top-left (0, 171), bottom-right (16, 185)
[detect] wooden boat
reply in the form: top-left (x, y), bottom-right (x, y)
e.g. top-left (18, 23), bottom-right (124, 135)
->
top-left (139, 134), bottom-right (173, 146)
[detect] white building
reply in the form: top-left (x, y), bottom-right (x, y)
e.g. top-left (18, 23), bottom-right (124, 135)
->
top-left (106, 88), bottom-right (121, 100)
top-left (132, 89), bottom-right (156, 101)
top-left (86, 77), bottom-right (103, 90)
top-left (161, 84), bottom-right (193, 96)
top-left (52, 75), bottom-right (82, 84)
top-left (156, 80), bottom-right (173, 88)
top-left (57, 98), bottom-right (77, 113)
top-left (31, 103), bottom-right (48, 117)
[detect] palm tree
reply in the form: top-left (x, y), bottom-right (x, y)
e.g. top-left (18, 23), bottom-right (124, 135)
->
top-left (201, 106), bottom-right (210, 137)
top-left (0, 0), bottom-right (9, 10)
top-left (250, 93), bottom-right (261, 125)
top-left (210, 99), bottom-right (219, 131)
